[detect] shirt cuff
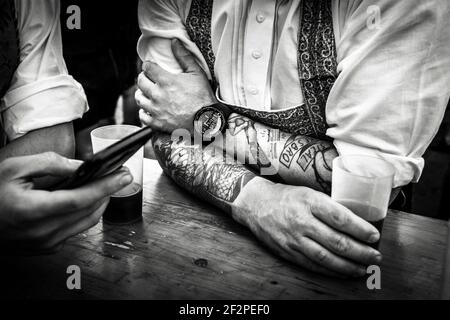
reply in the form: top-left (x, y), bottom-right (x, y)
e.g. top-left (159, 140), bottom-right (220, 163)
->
top-left (333, 140), bottom-right (424, 188)
top-left (1, 75), bottom-right (88, 141)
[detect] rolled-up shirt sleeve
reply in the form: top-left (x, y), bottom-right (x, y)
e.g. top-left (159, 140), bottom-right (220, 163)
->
top-left (137, 0), bottom-right (211, 77)
top-left (0, 0), bottom-right (87, 141)
top-left (327, 0), bottom-right (450, 187)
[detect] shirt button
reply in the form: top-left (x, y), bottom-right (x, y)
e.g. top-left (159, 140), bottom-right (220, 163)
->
top-left (248, 87), bottom-right (259, 95)
top-left (252, 50), bottom-right (262, 59)
top-left (256, 13), bottom-right (265, 23)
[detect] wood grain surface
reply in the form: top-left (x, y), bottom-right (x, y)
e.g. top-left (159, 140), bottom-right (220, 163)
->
top-left (0, 159), bottom-right (448, 299)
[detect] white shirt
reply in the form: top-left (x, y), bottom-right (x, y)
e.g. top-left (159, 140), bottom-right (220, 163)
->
top-left (137, 0), bottom-right (450, 187)
top-left (0, 0), bottom-right (87, 141)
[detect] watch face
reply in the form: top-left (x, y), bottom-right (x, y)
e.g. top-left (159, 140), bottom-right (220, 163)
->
top-left (194, 106), bottom-right (226, 139)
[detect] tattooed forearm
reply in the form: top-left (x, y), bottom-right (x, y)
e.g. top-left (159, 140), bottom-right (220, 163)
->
top-left (311, 146), bottom-right (337, 194)
top-left (220, 113), bottom-right (338, 193)
top-left (152, 132), bottom-right (256, 213)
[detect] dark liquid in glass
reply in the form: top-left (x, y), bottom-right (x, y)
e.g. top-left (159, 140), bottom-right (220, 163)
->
top-left (339, 200), bottom-right (385, 249)
top-left (103, 183), bottom-right (143, 225)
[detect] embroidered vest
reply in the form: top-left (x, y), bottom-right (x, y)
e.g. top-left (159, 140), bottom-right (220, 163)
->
top-left (0, 0), bottom-right (19, 145)
top-left (186, 0), bottom-right (337, 139)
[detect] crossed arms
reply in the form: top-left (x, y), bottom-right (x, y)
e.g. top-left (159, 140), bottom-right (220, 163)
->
top-left (152, 112), bottom-right (337, 212)
top-left (137, 40), bottom-right (381, 277)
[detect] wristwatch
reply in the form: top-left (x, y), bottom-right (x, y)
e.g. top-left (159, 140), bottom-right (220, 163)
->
top-left (193, 102), bottom-right (232, 140)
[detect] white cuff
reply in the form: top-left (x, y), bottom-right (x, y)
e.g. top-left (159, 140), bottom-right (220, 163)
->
top-left (333, 140), bottom-right (424, 188)
top-left (1, 75), bottom-right (88, 140)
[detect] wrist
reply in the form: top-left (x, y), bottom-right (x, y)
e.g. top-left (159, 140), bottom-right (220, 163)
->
top-left (231, 177), bottom-right (275, 228)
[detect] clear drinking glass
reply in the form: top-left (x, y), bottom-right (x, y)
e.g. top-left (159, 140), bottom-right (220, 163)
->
top-left (331, 155), bottom-right (395, 249)
top-left (91, 125), bottom-right (144, 225)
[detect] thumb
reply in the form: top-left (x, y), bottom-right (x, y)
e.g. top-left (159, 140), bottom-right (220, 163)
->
top-left (3, 152), bottom-right (82, 180)
top-left (171, 39), bottom-right (201, 73)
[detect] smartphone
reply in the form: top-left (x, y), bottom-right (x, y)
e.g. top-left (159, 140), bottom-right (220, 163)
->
top-left (53, 126), bottom-right (153, 190)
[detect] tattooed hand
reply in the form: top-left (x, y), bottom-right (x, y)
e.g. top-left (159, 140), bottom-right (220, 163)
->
top-left (136, 39), bottom-right (216, 133)
top-left (236, 180), bottom-right (383, 277)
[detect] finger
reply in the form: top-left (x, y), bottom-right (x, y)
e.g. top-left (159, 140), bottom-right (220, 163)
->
top-left (139, 109), bottom-right (165, 131)
top-left (17, 198), bottom-right (108, 244)
top-left (261, 233), bottom-right (343, 278)
top-left (293, 237), bottom-right (367, 277)
top-left (1, 152), bottom-right (82, 180)
top-left (135, 89), bottom-right (157, 115)
top-left (43, 200), bottom-right (109, 249)
top-left (171, 39), bottom-right (202, 73)
top-left (142, 60), bottom-right (169, 84)
top-left (29, 169), bottom-right (133, 217)
top-left (279, 245), bottom-right (343, 278)
top-left (311, 193), bottom-right (380, 244)
top-left (139, 108), bottom-right (153, 125)
top-left (306, 220), bottom-right (382, 265)
top-left (137, 73), bottom-right (159, 101)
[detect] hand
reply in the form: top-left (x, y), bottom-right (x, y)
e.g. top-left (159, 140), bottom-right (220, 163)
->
top-left (136, 39), bottom-right (216, 133)
top-left (0, 152), bottom-right (133, 254)
top-left (237, 180), bottom-right (382, 277)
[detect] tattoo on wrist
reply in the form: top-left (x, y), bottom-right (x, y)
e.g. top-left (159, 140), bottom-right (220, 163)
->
top-left (312, 147), bottom-right (336, 194)
top-left (279, 134), bottom-right (336, 192)
top-left (227, 114), bottom-right (282, 179)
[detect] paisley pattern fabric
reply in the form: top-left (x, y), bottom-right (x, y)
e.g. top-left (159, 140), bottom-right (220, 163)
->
top-left (186, 0), bottom-right (217, 91)
top-left (185, 0), bottom-right (337, 139)
top-left (298, 0), bottom-right (338, 138)
top-left (0, 0), bottom-right (19, 99)
top-left (230, 104), bottom-right (326, 137)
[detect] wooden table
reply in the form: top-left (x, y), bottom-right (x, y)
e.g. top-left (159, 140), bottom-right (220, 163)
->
top-left (0, 159), bottom-right (448, 299)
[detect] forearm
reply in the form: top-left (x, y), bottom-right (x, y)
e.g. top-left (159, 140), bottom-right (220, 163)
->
top-left (152, 131), bottom-right (269, 216)
top-left (222, 114), bottom-right (338, 194)
top-left (0, 122), bottom-right (75, 162)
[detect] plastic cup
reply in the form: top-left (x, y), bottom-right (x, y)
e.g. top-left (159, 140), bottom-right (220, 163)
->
top-left (331, 155), bottom-right (395, 249)
top-left (91, 125), bottom-right (143, 225)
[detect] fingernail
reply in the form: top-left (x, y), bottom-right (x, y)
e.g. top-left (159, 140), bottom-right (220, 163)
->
top-left (120, 174), bottom-right (133, 186)
top-left (368, 233), bottom-right (380, 243)
top-left (142, 60), bottom-right (154, 70)
top-left (374, 252), bottom-right (383, 263)
top-left (117, 166), bottom-right (130, 173)
top-left (67, 159), bottom-right (83, 166)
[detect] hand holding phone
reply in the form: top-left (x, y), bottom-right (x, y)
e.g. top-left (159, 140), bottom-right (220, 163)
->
top-left (54, 126), bottom-right (153, 190)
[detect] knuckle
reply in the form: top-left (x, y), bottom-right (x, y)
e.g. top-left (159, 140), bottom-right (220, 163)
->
top-left (332, 210), bottom-right (347, 228)
top-left (152, 90), bottom-right (163, 101)
top-left (315, 249), bottom-right (328, 263)
top-left (333, 235), bottom-right (349, 253)
top-left (306, 190), bottom-right (321, 212)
